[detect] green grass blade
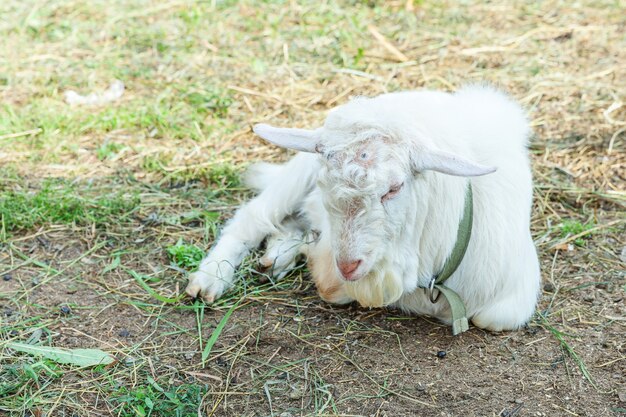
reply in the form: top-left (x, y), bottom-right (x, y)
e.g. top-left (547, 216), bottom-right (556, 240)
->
top-left (201, 302), bottom-right (239, 366)
top-left (127, 268), bottom-right (184, 304)
top-left (539, 316), bottom-right (597, 389)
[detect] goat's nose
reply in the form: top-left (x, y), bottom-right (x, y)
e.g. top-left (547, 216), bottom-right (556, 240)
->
top-left (337, 259), bottom-right (362, 280)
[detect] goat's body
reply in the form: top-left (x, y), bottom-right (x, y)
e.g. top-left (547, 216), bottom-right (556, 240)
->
top-left (187, 86), bottom-right (541, 331)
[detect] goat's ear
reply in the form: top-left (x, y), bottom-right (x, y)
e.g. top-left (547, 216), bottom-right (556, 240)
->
top-left (253, 123), bottom-right (321, 153)
top-left (412, 149), bottom-right (497, 177)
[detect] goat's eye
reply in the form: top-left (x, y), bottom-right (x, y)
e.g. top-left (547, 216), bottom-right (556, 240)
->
top-left (382, 183), bottom-right (403, 202)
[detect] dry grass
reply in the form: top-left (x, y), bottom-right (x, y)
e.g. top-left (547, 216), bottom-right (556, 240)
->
top-left (0, 1), bottom-right (624, 416)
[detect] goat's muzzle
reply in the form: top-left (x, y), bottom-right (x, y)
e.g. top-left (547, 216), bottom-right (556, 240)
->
top-left (337, 259), bottom-right (362, 280)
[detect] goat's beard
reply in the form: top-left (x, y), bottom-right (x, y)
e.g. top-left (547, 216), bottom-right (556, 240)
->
top-left (345, 264), bottom-right (404, 308)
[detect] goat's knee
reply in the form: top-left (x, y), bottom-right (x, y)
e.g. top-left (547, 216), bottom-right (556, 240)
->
top-left (471, 292), bottom-right (537, 331)
top-left (259, 219), bottom-right (306, 280)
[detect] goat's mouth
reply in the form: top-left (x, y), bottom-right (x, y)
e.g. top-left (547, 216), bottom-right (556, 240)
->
top-left (336, 258), bottom-right (364, 281)
top-left (336, 258), bottom-right (377, 282)
top-left (343, 272), bottom-right (363, 282)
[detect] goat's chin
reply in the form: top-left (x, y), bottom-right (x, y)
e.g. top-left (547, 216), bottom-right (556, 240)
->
top-left (345, 268), bottom-right (404, 308)
top-left (309, 247), bottom-right (402, 308)
top-left (342, 270), bottom-right (366, 282)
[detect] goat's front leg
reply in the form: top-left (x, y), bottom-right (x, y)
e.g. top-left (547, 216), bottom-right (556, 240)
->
top-left (185, 207), bottom-right (261, 302)
top-left (259, 216), bottom-right (307, 280)
top-left (185, 153), bottom-right (318, 302)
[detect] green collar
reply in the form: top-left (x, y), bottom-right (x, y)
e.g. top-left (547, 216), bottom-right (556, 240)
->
top-left (424, 183), bottom-right (473, 335)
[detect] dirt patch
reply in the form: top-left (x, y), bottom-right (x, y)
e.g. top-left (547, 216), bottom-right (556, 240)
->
top-left (2, 228), bottom-right (625, 416)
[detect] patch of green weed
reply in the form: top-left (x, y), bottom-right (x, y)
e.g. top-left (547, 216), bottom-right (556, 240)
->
top-left (167, 239), bottom-right (205, 269)
top-left (97, 141), bottom-right (125, 160)
top-left (111, 377), bottom-right (207, 417)
top-left (0, 359), bottom-right (61, 401)
top-left (184, 89), bottom-right (233, 118)
top-left (204, 163), bottom-right (240, 189)
top-left (143, 159), bottom-right (241, 189)
top-left (142, 154), bottom-right (172, 174)
top-left (559, 219), bottom-right (594, 246)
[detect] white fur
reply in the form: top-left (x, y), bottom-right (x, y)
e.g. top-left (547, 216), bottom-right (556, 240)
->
top-left (186, 85), bottom-right (541, 331)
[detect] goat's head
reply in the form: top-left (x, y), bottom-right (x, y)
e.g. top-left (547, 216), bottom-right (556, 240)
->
top-left (253, 98), bottom-right (496, 282)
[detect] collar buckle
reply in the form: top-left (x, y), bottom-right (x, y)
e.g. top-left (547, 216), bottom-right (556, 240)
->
top-left (426, 276), bottom-right (441, 304)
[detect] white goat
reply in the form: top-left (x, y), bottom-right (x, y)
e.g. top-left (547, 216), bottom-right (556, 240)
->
top-left (185, 85), bottom-right (541, 332)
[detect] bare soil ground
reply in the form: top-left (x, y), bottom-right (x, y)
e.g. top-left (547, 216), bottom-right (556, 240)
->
top-left (1, 1), bottom-right (624, 416)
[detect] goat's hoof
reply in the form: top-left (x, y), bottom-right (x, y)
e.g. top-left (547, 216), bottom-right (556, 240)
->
top-left (259, 256), bottom-right (274, 268)
top-left (185, 271), bottom-right (224, 303)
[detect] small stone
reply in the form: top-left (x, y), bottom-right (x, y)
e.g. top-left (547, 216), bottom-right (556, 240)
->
top-left (59, 305), bottom-right (72, 315)
top-left (525, 325), bottom-right (540, 335)
top-left (436, 350), bottom-right (447, 359)
top-left (543, 282), bottom-right (555, 292)
top-left (123, 356), bottom-right (136, 366)
top-left (80, 257), bottom-right (96, 265)
top-left (583, 294), bottom-right (595, 302)
top-left (3, 274), bottom-right (12, 281)
top-left (118, 329), bottom-right (131, 338)
top-left (288, 386), bottom-right (304, 399)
